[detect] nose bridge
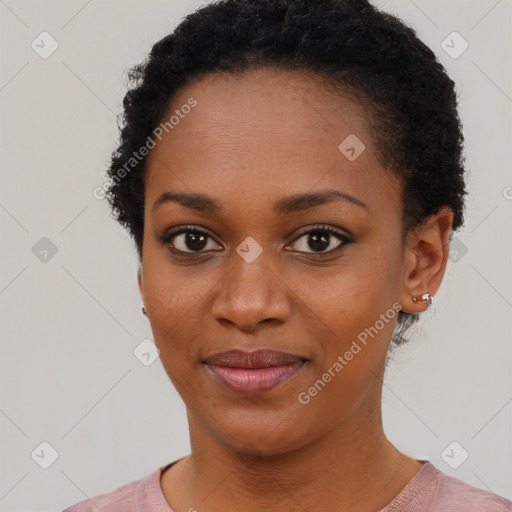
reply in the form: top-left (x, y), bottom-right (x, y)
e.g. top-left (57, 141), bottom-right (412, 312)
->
top-left (212, 243), bottom-right (290, 329)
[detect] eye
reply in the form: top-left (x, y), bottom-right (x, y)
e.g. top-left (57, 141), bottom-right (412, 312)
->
top-left (160, 224), bottom-right (352, 257)
top-left (287, 225), bottom-right (352, 256)
top-left (161, 226), bottom-right (221, 254)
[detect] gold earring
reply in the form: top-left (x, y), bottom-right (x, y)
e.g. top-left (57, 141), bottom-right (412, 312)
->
top-left (411, 293), bottom-right (433, 305)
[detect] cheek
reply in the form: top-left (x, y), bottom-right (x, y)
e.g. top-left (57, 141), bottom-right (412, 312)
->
top-left (293, 252), bottom-right (400, 367)
top-left (142, 246), bottom-right (213, 326)
top-left (295, 251), bottom-right (396, 327)
top-left (142, 270), bottom-right (199, 362)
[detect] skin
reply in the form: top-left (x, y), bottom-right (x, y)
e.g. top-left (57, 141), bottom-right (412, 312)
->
top-left (137, 67), bottom-right (453, 512)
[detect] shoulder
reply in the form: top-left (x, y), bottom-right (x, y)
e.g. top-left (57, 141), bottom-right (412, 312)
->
top-left (429, 463), bottom-right (512, 511)
top-left (61, 465), bottom-right (170, 512)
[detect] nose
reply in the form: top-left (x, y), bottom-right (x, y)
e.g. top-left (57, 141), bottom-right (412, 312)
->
top-left (211, 253), bottom-right (292, 331)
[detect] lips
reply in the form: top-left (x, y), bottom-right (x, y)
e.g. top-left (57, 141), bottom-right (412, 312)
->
top-left (205, 349), bottom-right (305, 368)
top-left (204, 349), bottom-right (307, 395)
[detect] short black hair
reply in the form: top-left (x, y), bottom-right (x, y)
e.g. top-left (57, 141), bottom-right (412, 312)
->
top-left (105, 0), bottom-right (468, 346)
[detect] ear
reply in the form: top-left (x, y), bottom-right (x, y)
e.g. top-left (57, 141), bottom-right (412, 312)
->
top-left (137, 265), bottom-right (144, 304)
top-left (399, 207), bottom-right (454, 314)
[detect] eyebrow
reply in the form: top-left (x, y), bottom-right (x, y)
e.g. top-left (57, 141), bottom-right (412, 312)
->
top-left (151, 189), bottom-right (369, 215)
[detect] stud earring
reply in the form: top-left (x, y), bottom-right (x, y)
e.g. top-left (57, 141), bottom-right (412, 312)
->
top-left (141, 304), bottom-right (147, 316)
top-left (411, 293), bottom-right (433, 305)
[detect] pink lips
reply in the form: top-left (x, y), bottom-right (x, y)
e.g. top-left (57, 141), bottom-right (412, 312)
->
top-left (204, 349), bottom-right (306, 395)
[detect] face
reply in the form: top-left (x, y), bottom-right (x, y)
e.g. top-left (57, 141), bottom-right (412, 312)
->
top-left (138, 68), bottom-right (422, 455)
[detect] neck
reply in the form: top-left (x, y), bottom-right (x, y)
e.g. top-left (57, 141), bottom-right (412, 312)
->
top-left (161, 380), bottom-right (422, 512)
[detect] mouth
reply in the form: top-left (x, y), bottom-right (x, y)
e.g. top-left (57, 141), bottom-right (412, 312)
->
top-left (203, 349), bottom-right (308, 395)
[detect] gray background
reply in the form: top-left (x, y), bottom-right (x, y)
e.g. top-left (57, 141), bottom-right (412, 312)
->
top-left (0, 0), bottom-right (510, 510)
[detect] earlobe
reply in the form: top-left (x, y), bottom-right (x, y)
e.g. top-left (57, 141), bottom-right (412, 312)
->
top-left (400, 279), bottom-right (434, 314)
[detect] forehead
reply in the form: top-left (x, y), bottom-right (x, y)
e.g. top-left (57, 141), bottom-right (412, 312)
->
top-left (145, 68), bottom-right (401, 220)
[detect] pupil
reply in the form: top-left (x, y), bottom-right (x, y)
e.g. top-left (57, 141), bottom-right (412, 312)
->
top-left (309, 231), bottom-right (329, 252)
top-left (187, 232), bottom-right (207, 251)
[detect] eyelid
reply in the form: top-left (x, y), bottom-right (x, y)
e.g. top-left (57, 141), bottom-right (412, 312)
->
top-left (289, 223), bottom-right (352, 241)
top-left (161, 224), bottom-right (350, 244)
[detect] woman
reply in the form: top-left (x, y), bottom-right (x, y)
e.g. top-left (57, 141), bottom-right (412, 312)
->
top-left (63, 0), bottom-right (512, 510)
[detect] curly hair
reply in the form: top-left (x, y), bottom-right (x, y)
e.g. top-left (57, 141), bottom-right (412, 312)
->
top-left (104, 0), bottom-right (468, 346)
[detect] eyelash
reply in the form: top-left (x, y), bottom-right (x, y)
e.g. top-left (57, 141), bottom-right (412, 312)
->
top-left (159, 224), bottom-right (353, 259)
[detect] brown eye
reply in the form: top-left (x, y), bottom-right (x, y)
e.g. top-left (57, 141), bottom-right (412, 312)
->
top-left (288, 226), bottom-right (351, 255)
top-left (163, 227), bottom-right (221, 253)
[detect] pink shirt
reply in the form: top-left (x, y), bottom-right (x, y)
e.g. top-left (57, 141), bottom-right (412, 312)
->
top-left (63, 459), bottom-right (512, 511)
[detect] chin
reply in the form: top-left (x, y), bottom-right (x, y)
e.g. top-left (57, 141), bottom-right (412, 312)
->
top-left (204, 406), bottom-right (319, 458)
